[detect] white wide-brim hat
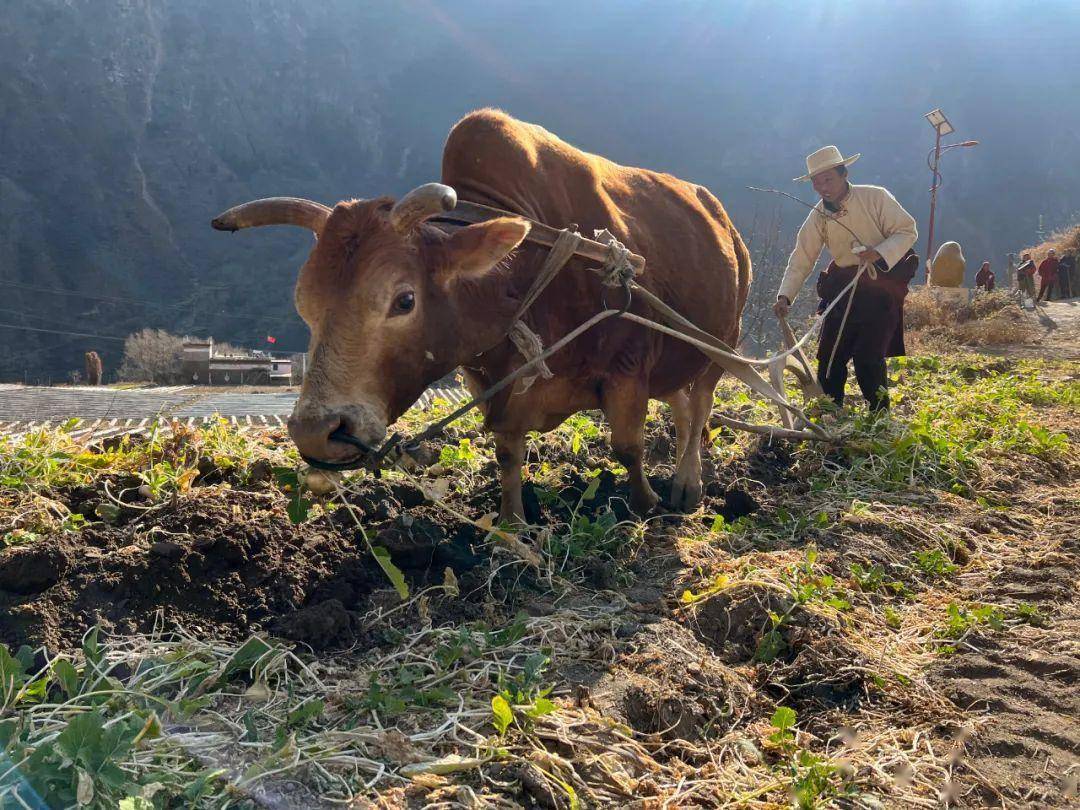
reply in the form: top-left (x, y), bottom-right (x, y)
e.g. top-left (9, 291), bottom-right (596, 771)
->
top-left (795, 145), bottom-right (861, 182)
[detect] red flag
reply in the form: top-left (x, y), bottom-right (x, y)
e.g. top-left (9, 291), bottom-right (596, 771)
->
top-left (266, 335), bottom-right (277, 344)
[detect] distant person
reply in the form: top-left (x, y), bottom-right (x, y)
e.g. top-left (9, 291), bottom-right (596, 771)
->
top-left (1017, 252), bottom-right (1037, 300)
top-left (1036, 249), bottom-right (1059, 302)
top-left (1057, 253), bottom-right (1076, 299)
top-left (84, 351), bottom-right (102, 386)
top-left (975, 261), bottom-right (995, 291)
top-left (773, 145), bottom-right (918, 411)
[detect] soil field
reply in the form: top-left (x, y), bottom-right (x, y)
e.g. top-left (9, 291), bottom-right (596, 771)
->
top-left (0, 350), bottom-right (1077, 808)
top-left (0, 382), bottom-right (467, 443)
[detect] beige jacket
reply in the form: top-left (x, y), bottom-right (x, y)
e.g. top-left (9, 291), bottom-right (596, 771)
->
top-left (778, 184), bottom-right (918, 303)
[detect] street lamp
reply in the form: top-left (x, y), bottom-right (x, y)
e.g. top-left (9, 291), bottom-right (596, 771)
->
top-left (924, 108), bottom-right (979, 283)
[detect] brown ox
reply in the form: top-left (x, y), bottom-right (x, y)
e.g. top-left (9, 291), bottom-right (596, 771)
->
top-left (213, 109), bottom-right (750, 521)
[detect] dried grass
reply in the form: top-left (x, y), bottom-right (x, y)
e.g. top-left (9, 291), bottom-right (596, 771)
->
top-left (1022, 221), bottom-right (1080, 262)
top-left (905, 288), bottom-right (1036, 348)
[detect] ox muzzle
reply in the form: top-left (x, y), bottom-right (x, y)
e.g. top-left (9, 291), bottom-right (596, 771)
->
top-left (287, 402), bottom-right (393, 472)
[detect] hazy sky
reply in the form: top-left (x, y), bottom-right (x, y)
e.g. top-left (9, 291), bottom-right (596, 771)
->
top-left (384, 0), bottom-right (1080, 262)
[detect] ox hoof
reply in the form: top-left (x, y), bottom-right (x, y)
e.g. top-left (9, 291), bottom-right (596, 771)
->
top-left (631, 487), bottom-right (661, 517)
top-left (669, 477), bottom-right (702, 513)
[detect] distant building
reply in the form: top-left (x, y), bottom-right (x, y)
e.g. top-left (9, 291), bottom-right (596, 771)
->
top-left (181, 336), bottom-right (294, 386)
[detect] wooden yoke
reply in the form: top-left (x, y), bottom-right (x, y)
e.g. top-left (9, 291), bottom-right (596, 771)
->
top-left (432, 201), bottom-right (646, 276)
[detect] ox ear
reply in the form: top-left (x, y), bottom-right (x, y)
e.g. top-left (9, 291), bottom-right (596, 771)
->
top-left (438, 217), bottom-right (531, 359)
top-left (440, 217), bottom-right (530, 281)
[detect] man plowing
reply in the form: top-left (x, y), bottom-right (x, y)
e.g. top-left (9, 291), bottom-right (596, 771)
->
top-left (772, 146), bottom-right (919, 411)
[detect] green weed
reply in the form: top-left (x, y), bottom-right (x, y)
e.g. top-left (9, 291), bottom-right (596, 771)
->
top-left (767, 706), bottom-right (797, 752)
top-left (2, 529), bottom-right (39, 547)
top-left (543, 474), bottom-right (638, 571)
top-left (937, 602), bottom-right (1006, 639)
top-left (438, 437), bottom-right (484, 471)
top-left (790, 749), bottom-right (846, 809)
top-left (754, 549), bottom-right (852, 663)
top-left (913, 549), bottom-right (958, 579)
top-left (766, 706), bottom-right (850, 808)
top-left (355, 668), bottom-right (457, 719)
top-left (755, 611), bottom-right (790, 664)
top-left (849, 561), bottom-right (908, 595)
top-left (785, 548), bottom-right (852, 611)
top-left (0, 629), bottom-right (284, 806)
top-left (554, 412), bottom-right (603, 455)
top-left (1012, 602), bottom-right (1050, 627)
top-left (883, 606), bottom-right (903, 630)
top-left (805, 356), bottom-right (1071, 501)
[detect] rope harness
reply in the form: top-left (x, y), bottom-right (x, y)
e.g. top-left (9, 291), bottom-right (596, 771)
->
top-left (303, 201), bottom-right (854, 474)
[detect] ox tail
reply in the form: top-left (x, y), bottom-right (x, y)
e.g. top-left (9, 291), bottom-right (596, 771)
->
top-left (731, 228), bottom-right (752, 320)
top-left (694, 185), bottom-right (752, 346)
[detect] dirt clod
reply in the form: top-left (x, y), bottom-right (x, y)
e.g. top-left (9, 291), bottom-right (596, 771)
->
top-left (274, 599), bottom-right (353, 645)
top-left (149, 540), bottom-right (185, 560)
top-left (693, 583), bottom-right (795, 662)
top-left (0, 539), bottom-right (71, 595)
top-left (0, 487), bottom-right (487, 652)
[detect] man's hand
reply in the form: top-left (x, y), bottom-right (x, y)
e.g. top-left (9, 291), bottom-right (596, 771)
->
top-left (856, 247), bottom-right (883, 266)
top-left (773, 295), bottom-right (791, 318)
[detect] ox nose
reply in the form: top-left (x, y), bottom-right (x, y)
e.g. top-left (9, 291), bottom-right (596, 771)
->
top-left (288, 414), bottom-right (368, 465)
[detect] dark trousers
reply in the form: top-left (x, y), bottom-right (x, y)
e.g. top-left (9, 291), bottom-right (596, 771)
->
top-left (816, 278), bottom-right (902, 414)
top-left (818, 345), bottom-right (890, 410)
top-left (1037, 278), bottom-right (1055, 301)
top-left (1057, 273), bottom-right (1072, 299)
top-left (815, 253), bottom-right (916, 412)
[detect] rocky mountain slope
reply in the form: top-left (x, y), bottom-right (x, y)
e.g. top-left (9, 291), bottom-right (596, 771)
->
top-left (2, 0), bottom-right (1078, 378)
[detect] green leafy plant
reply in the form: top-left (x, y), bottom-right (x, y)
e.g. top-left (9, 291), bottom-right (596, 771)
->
top-left (556, 413), bottom-right (602, 455)
top-left (357, 669), bottom-right (457, 719)
top-left (0, 643), bottom-right (49, 708)
top-left (883, 606), bottom-right (903, 630)
top-left (272, 467), bottom-right (314, 524)
top-left (850, 561), bottom-right (909, 596)
top-left (937, 602), bottom-right (1006, 639)
top-left (61, 512), bottom-right (87, 532)
top-left (755, 610), bottom-right (790, 664)
top-left (0, 634), bottom-right (242, 807)
top-left (767, 706), bottom-right (797, 752)
top-left (137, 459), bottom-right (197, 499)
top-left (491, 694), bottom-right (514, 735)
top-left (913, 549), bottom-right (958, 579)
top-left (1012, 602), bottom-right (1049, 627)
top-left (545, 474), bottom-right (636, 570)
top-left (849, 561), bottom-right (885, 591)
top-left (438, 438), bottom-right (483, 471)
top-left (496, 652), bottom-right (552, 707)
top-left (2, 529), bottom-right (39, 547)
top-left (19, 709), bottom-right (147, 806)
top-left (765, 706), bottom-right (848, 807)
top-left (790, 749), bottom-right (845, 809)
top-left (786, 548), bottom-right (852, 611)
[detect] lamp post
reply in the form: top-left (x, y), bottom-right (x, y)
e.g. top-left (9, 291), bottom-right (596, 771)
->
top-left (923, 108), bottom-right (978, 283)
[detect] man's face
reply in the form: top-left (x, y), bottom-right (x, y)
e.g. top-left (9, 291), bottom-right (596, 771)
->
top-left (811, 168), bottom-right (849, 205)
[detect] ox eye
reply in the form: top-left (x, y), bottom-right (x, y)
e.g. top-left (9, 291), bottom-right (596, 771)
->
top-left (391, 291), bottom-right (415, 315)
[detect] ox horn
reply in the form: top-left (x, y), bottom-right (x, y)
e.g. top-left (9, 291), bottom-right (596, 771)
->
top-left (211, 197), bottom-right (332, 234)
top-left (389, 183), bottom-right (457, 233)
